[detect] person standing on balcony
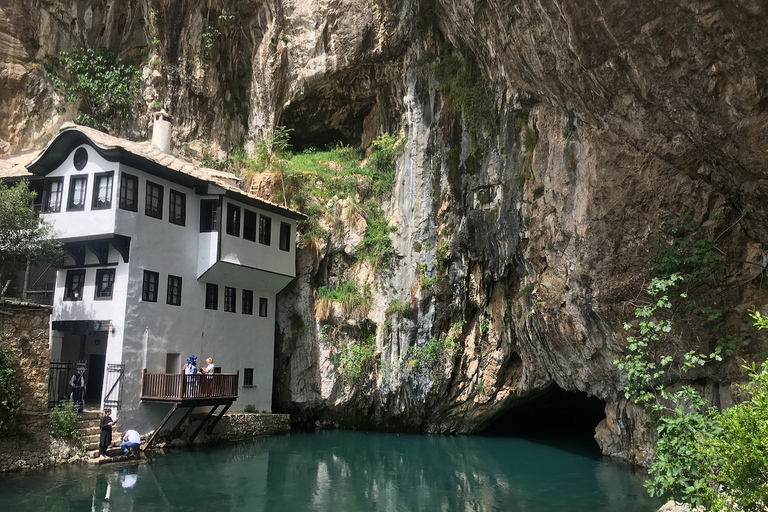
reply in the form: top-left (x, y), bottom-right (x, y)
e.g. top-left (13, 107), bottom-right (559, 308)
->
top-left (184, 355), bottom-right (198, 397)
top-left (69, 367), bottom-right (86, 413)
top-left (201, 357), bottom-right (215, 394)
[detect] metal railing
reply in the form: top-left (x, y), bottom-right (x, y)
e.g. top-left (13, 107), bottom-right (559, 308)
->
top-left (48, 360), bottom-right (77, 408)
top-left (140, 370), bottom-right (239, 401)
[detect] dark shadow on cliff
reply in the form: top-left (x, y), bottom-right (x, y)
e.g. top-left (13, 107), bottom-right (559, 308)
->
top-left (480, 386), bottom-right (606, 455)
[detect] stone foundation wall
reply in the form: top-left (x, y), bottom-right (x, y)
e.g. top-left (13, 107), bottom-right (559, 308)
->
top-left (0, 301), bottom-right (51, 413)
top-left (0, 434), bottom-right (87, 472)
top-left (161, 412), bottom-right (291, 447)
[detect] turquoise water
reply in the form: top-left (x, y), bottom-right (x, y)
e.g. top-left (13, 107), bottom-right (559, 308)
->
top-left (0, 431), bottom-right (662, 511)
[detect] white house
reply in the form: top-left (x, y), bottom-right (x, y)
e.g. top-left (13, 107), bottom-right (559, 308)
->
top-left (15, 118), bottom-right (304, 433)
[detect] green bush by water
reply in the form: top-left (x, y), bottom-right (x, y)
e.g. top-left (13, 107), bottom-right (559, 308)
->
top-left (0, 342), bottom-right (23, 434)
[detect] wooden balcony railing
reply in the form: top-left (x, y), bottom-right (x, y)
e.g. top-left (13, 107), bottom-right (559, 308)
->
top-left (140, 370), bottom-right (239, 402)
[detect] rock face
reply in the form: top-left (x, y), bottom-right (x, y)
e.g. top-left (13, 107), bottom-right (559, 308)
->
top-left (3, 0), bottom-right (768, 465)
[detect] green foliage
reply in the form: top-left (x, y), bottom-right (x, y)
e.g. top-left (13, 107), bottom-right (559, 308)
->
top-left (432, 44), bottom-right (497, 145)
top-left (47, 47), bottom-right (138, 131)
top-left (385, 300), bottom-right (409, 316)
top-left (364, 133), bottom-right (405, 197)
top-left (408, 320), bottom-right (464, 372)
top-left (699, 360), bottom-right (768, 512)
top-left (0, 341), bottom-right (23, 434)
top-left (418, 263), bottom-right (438, 288)
top-left (0, 181), bottom-right (63, 289)
top-left (48, 401), bottom-right (82, 441)
top-left (612, 208), bottom-right (768, 510)
top-left (241, 130), bottom-right (402, 264)
top-left (480, 317), bottom-right (490, 334)
top-left (243, 404), bottom-right (257, 413)
top-left (649, 213), bottom-right (725, 286)
top-left (356, 204), bottom-right (395, 269)
top-left (334, 331), bottom-right (376, 383)
top-left (254, 126), bottom-right (293, 174)
top-left (316, 281), bottom-right (372, 317)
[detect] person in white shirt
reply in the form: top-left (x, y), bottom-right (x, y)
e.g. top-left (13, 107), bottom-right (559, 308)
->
top-left (120, 429), bottom-right (141, 456)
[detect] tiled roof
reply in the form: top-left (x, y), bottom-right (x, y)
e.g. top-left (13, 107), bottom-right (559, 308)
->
top-left (57, 123), bottom-right (242, 186)
top-left (0, 151), bottom-right (37, 179)
top-left (3, 123), bottom-right (304, 218)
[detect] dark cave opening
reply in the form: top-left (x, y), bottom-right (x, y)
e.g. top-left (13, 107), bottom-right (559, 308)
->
top-left (481, 386), bottom-right (606, 448)
top-left (287, 128), bottom-right (351, 152)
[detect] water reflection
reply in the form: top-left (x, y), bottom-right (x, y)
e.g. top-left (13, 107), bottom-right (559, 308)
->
top-left (0, 431), bottom-right (662, 512)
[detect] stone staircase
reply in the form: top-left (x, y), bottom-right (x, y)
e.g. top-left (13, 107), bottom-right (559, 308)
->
top-left (75, 411), bottom-right (138, 464)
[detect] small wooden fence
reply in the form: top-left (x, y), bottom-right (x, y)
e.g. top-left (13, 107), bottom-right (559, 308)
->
top-left (140, 370), bottom-right (239, 402)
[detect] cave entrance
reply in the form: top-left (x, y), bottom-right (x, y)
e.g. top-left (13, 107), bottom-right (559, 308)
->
top-left (481, 386), bottom-right (606, 448)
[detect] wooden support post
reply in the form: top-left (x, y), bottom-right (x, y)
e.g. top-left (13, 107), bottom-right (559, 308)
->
top-left (142, 403), bottom-right (179, 451)
top-left (188, 405), bottom-right (219, 445)
top-left (206, 400), bottom-right (233, 435)
top-left (165, 406), bottom-right (196, 443)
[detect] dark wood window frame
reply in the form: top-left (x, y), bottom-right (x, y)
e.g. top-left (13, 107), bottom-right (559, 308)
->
top-left (64, 269), bottom-right (86, 301)
top-left (224, 286), bottom-right (236, 313)
top-left (169, 189), bottom-right (186, 226)
top-left (243, 368), bottom-right (254, 386)
top-left (43, 177), bottom-right (64, 213)
top-left (242, 289), bottom-right (254, 315)
top-left (258, 215), bottom-right (272, 245)
top-left (205, 283), bottom-right (218, 310)
top-left (92, 171), bottom-right (114, 210)
top-left (142, 270), bottom-right (159, 302)
top-left (145, 181), bottom-right (164, 219)
top-left (259, 297), bottom-right (268, 317)
top-left (279, 221), bottom-right (291, 252)
top-left (226, 203), bottom-right (241, 237)
top-left (94, 268), bottom-right (116, 300)
top-left (119, 173), bottom-right (138, 212)
top-left (243, 209), bottom-right (257, 242)
top-left (67, 176), bottom-right (88, 211)
top-left (200, 199), bottom-right (220, 233)
top-left (167, 275), bottom-right (182, 306)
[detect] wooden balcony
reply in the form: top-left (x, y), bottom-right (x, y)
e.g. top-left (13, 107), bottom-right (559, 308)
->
top-left (140, 370), bottom-right (239, 405)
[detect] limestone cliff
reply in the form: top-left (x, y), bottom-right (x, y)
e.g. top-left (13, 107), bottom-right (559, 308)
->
top-left (2, 0), bottom-right (768, 465)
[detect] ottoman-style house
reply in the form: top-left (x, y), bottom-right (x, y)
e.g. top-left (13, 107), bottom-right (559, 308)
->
top-left (1, 116), bottom-right (304, 436)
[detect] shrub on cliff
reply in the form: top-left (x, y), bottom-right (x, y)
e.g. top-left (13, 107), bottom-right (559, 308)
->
top-left (615, 275), bottom-right (768, 511)
top-left (46, 46), bottom-right (138, 132)
top-left (0, 341), bottom-right (24, 435)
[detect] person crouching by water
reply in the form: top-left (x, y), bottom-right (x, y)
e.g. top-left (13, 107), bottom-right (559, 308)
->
top-left (99, 408), bottom-right (115, 459)
top-left (120, 429), bottom-right (141, 457)
top-left (70, 366), bottom-right (86, 413)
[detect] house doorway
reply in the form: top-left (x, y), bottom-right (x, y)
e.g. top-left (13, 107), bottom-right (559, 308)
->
top-left (85, 353), bottom-right (105, 407)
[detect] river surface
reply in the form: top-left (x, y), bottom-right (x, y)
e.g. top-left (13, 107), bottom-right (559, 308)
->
top-left (0, 430), bottom-right (662, 511)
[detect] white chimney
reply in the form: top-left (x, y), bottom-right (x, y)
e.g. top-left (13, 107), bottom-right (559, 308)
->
top-left (151, 109), bottom-right (172, 154)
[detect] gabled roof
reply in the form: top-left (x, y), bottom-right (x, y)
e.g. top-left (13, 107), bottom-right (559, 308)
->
top-left (17, 123), bottom-right (306, 220)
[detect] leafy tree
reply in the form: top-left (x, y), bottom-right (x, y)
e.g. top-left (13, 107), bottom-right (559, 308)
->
top-left (47, 46), bottom-right (138, 131)
top-left (0, 341), bottom-right (23, 434)
top-left (615, 277), bottom-right (768, 511)
top-left (0, 181), bottom-right (62, 294)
